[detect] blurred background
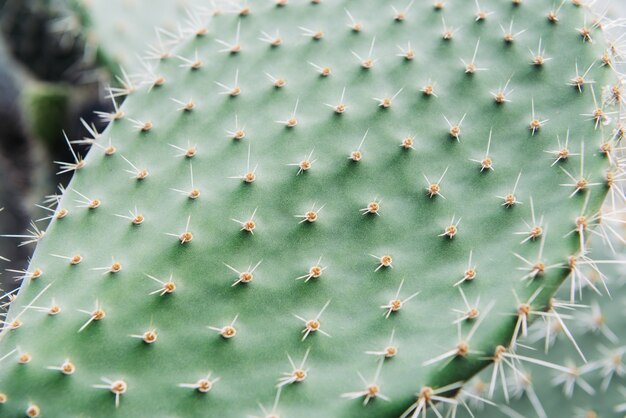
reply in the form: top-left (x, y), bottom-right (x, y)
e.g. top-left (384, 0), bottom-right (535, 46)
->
top-left (0, 0), bottom-right (112, 293)
top-left (0, 0), bottom-right (623, 293)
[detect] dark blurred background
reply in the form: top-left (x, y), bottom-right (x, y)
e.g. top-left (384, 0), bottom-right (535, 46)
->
top-left (0, 0), bottom-right (112, 292)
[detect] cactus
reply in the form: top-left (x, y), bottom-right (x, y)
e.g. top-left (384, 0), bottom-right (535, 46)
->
top-left (466, 228), bottom-right (626, 418)
top-left (0, 1), bottom-right (623, 417)
top-left (72, 0), bottom-right (209, 71)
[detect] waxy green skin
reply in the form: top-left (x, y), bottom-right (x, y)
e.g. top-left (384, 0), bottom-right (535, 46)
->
top-left (72, 0), bottom-right (207, 71)
top-left (475, 233), bottom-right (626, 418)
top-left (0, 1), bottom-right (618, 417)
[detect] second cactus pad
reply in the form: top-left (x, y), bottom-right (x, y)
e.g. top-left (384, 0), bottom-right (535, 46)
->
top-left (0, 1), bottom-right (619, 417)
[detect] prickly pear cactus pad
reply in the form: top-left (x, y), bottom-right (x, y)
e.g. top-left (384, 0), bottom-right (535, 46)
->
top-left (470, 231), bottom-right (626, 418)
top-left (0, 1), bottom-right (621, 417)
top-left (73, 0), bottom-right (207, 70)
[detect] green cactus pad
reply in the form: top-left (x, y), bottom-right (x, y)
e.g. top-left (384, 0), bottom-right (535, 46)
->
top-left (0, 1), bottom-right (620, 417)
top-left (73, 0), bottom-right (206, 71)
top-left (468, 230), bottom-right (626, 418)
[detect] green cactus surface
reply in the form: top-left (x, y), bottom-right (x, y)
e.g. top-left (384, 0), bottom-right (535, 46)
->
top-left (467, 228), bottom-right (626, 418)
top-left (0, 1), bottom-right (622, 417)
top-left (73, 0), bottom-right (206, 71)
